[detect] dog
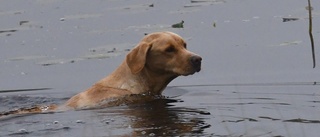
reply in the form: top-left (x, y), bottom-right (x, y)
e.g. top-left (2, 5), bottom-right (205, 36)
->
top-left (0, 31), bottom-right (202, 117)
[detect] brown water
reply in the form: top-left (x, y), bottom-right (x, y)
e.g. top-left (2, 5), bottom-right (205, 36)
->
top-left (1, 0), bottom-right (320, 136)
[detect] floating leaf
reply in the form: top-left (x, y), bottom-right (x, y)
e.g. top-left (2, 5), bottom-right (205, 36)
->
top-left (171, 20), bottom-right (184, 28)
top-left (19, 21), bottom-right (29, 26)
top-left (282, 18), bottom-right (299, 22)
top-left (0, 29), bottom-right (17, 33)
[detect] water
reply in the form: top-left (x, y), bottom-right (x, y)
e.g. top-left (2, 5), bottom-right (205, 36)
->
top-left (1, 0), bottom-right (320, 136)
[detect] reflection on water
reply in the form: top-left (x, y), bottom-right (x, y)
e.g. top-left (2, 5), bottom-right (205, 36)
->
top-left (95, 97), bottom-right (211, 136)
top-left (0, 93), bottom-right (212, 137)
top-left (0, 84), bottom-right (320, 136)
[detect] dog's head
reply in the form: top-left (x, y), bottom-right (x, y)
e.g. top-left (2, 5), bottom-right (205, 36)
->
top-left (126, 31), bottom-right (202, 76)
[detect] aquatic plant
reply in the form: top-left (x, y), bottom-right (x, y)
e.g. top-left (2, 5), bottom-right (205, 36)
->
top-left (307, 0), bottom-right (315, 68)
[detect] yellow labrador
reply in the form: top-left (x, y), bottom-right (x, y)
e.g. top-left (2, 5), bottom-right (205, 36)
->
top-left (0, 31), bottom-right (202, 116)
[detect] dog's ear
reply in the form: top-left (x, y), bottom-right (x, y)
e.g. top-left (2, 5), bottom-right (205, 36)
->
top-left (126, 42), bottom-right (151, 74)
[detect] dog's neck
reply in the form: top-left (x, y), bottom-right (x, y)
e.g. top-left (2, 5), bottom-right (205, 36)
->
top-left (137, 67), bottom-right (177, 95)
top-left (98, 61), bottom-right (177, 95)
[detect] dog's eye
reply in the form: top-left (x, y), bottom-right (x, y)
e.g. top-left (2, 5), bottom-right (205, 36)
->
top-left (165, 46), bottom-right (176, 53)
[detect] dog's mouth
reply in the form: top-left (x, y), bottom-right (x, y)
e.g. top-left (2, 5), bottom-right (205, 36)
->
top-left (193, 65), bottom-right (201, 74)
top-left (180, 65), bottom-right (201, 76)
top-left (194, 62), bottom-right (201, 72)
top-left (195, 66), bottom-right (201, 73)
top-left (192, 61), bottom-right (201, 74)
top-left (190, 55), bottom-right (202, 72)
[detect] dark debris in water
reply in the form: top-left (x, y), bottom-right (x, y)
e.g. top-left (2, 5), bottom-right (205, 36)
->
top-left (282, 17), bottom-right (299, 22)
top-left (38, 126), bottom-right (71, 132)
top-left (0, 29), bottom-right (17, 33)
top-left (122, 3), bottom-right (154, 10)
top-left (309, 100), bottom-right (320, 103)
top-left (171, 20), bottom-right (184, 28)
top-left (19, 21), bottom-right (29, 25)
top-left (185, 0), bottom-right (226, 7)
top-left (222, 117), bottom-right (258, 123)
top-left (240, 97), bottom-right (276, 100)
top-left (259, 117), bottom-right (320, 124)
top-left (205, 102), bottom-right (291, 106)
top-left (283, 118), bottom-right (320, 123)
top-left (259, 116), bottom-right (281, 121)
top-left (0, 88), bottom-right (52, 93)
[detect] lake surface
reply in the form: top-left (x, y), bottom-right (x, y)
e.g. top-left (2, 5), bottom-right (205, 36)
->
top-left (1, 0), bottom-right (320, 136)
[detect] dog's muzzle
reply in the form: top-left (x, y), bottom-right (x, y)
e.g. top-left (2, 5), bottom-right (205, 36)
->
top-left (190, 55), bottom-right (202, 72)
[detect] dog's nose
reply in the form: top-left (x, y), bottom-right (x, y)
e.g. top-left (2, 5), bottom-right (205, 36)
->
top-left (190, 55), bottom-right (202, 71)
